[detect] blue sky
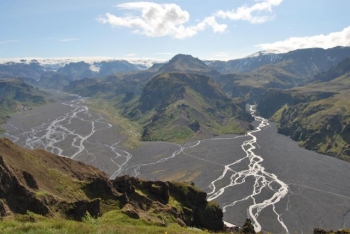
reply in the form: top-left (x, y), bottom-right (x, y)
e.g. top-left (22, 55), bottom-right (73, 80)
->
top-left (1, 0), bottom-right (349, 60)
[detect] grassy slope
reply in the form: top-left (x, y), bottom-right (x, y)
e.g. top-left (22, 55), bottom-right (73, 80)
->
top-left (140, 87), bottom-right (246, 142)
top-left (86, 97), bottom-right (142, 148)
top-left (269, 72), bottom-right (350, 160)
top-left (0, 211), bottom-right (213, 234)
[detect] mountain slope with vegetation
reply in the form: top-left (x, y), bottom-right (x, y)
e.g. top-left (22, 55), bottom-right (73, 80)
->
top-left (62, 68), bottom-right (158, 98)
top-left (217, 63), bottom-right (301, 102)
top-left (0, 137), bottom-right (224, 233)
top-left (257, 58), bottom-right (350, 161)
top-left (119, 72), bottom-right (253, 142)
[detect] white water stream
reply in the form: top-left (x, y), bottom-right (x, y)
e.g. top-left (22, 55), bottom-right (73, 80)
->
top-left (206, 105), bottom-right (289, 232)
top-left (127, 105), bottom-right (289, 232)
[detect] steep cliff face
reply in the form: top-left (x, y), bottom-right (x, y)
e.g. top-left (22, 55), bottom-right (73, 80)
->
top-left (257, 88), bottom-right (350, 160)
top-left (276, 102), bottom-right (350, 160)
top-left (256, 89), bottom-right (335, 119)
top-left (256, 57), bottom-right (350, 160)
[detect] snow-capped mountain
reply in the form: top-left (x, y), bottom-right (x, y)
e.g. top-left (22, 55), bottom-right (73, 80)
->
top-left (0, 57), bottom-right (164, 80)
top-left (206, 46), bottom-right (350, 74)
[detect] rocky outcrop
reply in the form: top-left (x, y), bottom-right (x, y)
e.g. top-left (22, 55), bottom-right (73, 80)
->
top-left (168, 181), bottom-right (223, 231)
top-left (63, 199), bottom-right (101, 221)
top-left (112, 176), bottom-right (224, 231)
top-left (0, 199), bottom-right (10, 216)
top-left (0, 155), bottom-right (50, 216)
top-left (242, 218), bottom-right (256, 234)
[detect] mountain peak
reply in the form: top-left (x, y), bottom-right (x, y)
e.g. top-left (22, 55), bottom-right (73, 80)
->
top-left (244, 50), bottom-right (281, 58)
top-left (158, 54), bottom-right (220, 77)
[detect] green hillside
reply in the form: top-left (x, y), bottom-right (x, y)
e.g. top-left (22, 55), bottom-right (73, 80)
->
top-left (120, 72), bottom-right (253, 142)
top-left (257, 58), bottom-right (350, 161)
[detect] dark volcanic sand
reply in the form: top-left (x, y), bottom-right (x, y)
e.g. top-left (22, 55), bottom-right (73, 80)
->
top-left (1, 96), bottom-right (350, 233)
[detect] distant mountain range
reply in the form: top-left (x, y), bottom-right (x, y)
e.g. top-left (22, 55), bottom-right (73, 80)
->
top-left (207, 46), bottom-right (350, 75)
top-left (0, 59), bottom-right (148, 81)
top-left (1, 46), bottom-right (350, 99)
top-left (2, 46), bottom-right (350, 81)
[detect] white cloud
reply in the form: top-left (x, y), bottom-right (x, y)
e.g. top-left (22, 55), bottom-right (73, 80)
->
top-left (0, 40), bottom-right (20, 44)
top-left (96, 2), bottom-right (227, 39)
top-left (256, 26), bottom-right (350, 52)
top-left (217, 0), bottom-right (283, 24)
top-left (125, 53), bottom-right (136, 57)
top-left (59, 38), bottom-right (81, 42)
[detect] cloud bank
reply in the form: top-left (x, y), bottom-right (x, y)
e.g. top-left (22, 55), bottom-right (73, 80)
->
top-left (216, 0), bottom-right (283, 24)
top-left (256, 26), bottom-right (350, 52)
top-left (97, 2), bottom-right (227, 39)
